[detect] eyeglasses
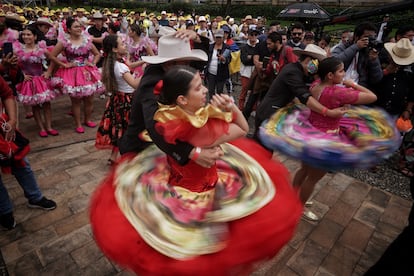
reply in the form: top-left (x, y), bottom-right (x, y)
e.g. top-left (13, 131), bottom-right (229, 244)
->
top-left (292, 32), bottom-right (303, 36)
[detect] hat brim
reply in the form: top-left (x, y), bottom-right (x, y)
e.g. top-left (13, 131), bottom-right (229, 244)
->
top-left (293, 48), bottom-right (326, 61)
top-left (35, 21), bottom-right (53, 27)
top-left (142, 49), bottom-right (207, 64)
top-left (384, 42), bottom-right (414, 66)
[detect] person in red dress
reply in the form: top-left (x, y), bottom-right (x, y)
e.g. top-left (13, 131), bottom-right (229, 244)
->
top-left (90, 65), bottom-right (302, 275)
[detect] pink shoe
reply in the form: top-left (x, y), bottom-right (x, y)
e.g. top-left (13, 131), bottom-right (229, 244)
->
top-left (75, 127), bottom-right (85, 134)
top-left (47, 129), bottom-right (59, 136)
top-left (39, 131), bottom-right (48, 138)
top-left (84, 121), bottom-right (97, 128)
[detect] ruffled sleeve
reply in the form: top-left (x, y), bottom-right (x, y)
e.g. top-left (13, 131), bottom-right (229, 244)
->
top-left (154, 104), bottom-right (232, 147)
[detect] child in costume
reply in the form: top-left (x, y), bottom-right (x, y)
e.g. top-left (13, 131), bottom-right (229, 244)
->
top-left (90, 65), bottom-right (302, 276)
top-left (95, 34), bottom-right (140, 165)
top-left (14, 25), bottom-right (59, 138)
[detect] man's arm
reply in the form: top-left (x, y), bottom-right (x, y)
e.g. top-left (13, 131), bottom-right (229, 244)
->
top-left (0, 76), bottom-right (16, 140)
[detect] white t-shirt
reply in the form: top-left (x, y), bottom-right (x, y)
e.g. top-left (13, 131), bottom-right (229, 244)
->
top-left (114, 61), bottom-right (135, 94)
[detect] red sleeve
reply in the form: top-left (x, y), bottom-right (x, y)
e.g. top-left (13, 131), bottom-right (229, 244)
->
top-left (285, 46), bottom-right (298, 63)
top-left (0, 76), bottom-right (14, 101)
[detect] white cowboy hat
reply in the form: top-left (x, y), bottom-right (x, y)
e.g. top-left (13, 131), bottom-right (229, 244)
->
top-left (141, 34), bottom-right (207, 64)
top-left (92, 12), bottom-right (104, 19)
top-left (35, 17), bottom-right (53, 27)
top-left (293, 44), bottom-right (327, 61)
top-left (384, 38), bottom-right (414, 66)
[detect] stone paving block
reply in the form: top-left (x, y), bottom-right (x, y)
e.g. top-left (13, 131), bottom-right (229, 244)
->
top-left (274, 265), bottom-right (300, 276)
top-left (320, 243), bottom-right (361, 276)
top-left (369, 230), bottom-right (397, 247)
top-left (313, 184), bottom-right (343, 208)
top-left (338, 219), bottom-right (374, 253)
top-left (367, 188), bottom-right (391, 209)
top-left (68, 194), bottom-right (90, 214)
top-left (253, 245), bottom-right (296, 275)
top-left (80, 177), bottom-right (104, 196)
top-left (324, 199), bottom-right (357, 227)
top-left (353, 264), bottom-right (368, 276)
top-left (36, 171), bottom-right (71, 190)
top-left (354, 201), bottom-right (384, 228)
top-left (340, 180), bottom-right (371, 208)
top-left (356, 250), bottom-right (379, 275)
top-left (3, 226), bottom-right (58, 265)
top-left (289, 220), bottom-right (315, 250)
top-left (287, 239), bottom-right (330, 276)
top-left (38, 254), bottom-right (82, 276)
top-left (2, 241), bottom-right (20, 265)
top-left (315, 267), bottom-right (336, 276)
top-left (313, 173), bottom-right (334, 195)
top-left (71, 240), bottom-right (105, 268)
top-left (37, 226), bottom-right (92, 266)
top-left (81, 256), bottom-right (118, 276)
top-left (21, 205), bottom-right (72, 233)
top-left (54, 209), bottom-right (89, 236)
top-left (309, 218), bottom-right (344, 250)
top-left (327, 173), bottom-right (355, 192)
top-left (375, 221), bottom-right (404, 241)
top-left (7, 252), bottom-right (43, 275)
top-left (380, 198), bottom-right (410, 229)
top-left (43, 159), bottom-right (81, 175)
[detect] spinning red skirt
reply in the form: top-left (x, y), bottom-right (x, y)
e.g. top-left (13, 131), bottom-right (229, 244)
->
top-left (90, 138), bottom-right (302, 275)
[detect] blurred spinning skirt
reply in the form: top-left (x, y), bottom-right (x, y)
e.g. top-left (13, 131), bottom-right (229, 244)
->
top-left (259, 104), bottom-right (401, 171)
top-left (90, 138), bottom-right (302, 276)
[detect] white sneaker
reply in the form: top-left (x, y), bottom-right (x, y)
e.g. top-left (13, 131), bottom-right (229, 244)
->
top-left (303, 210), bottom-right (319, 221)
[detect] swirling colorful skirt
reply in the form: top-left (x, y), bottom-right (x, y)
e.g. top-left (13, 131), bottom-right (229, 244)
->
top-left (259, 104), bottom-right (401, 171)
top-left (90, 138), bottom-right (302, 276)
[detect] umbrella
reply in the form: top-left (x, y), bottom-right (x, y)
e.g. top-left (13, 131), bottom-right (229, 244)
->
top-left (278, 2), bottom-right (331, 20)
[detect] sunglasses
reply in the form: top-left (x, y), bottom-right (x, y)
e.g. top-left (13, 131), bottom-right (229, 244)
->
top-left (292, 32), bottom-right (303, 36)
top-left (249, 33), bottom-right (258, 36)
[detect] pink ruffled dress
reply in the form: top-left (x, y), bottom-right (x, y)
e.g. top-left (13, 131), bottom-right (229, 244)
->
top-left (126, 36), bottom-right (157, 78)
top-left (52, 34), bottom-right (104, 98)
top-left (0, 29), bottom-right (19, 47)
top-left (14, 41), bottom-right (58, 105)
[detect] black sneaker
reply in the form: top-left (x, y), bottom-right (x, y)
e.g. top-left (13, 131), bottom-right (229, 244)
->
top-left (0, 212), bottom-right (16, 230)
top-left (28, 197), bottom-right (57, 210)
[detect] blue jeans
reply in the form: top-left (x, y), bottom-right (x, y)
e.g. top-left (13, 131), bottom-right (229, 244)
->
top-left (0, 158), bottom-right (43, 215)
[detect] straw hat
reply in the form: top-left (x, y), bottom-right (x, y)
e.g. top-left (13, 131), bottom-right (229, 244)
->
top-left (293, 44), bottom-right (327, 61)
top-left (141, 33), bottom-right (207, 64)
top-left (384, 38), bottom-right (414, 65)
top-left (5, 13), bottom-right (25, 23)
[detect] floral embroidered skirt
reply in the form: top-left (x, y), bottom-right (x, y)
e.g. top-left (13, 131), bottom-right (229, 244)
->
top-left (95, 92), bottom-right (133, 149)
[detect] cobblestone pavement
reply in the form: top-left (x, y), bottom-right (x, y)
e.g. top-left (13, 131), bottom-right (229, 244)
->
top-left (0, 93), bottom-right (412, 275)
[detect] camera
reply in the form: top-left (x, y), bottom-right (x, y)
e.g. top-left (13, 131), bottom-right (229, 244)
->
top-left (368, 37), bottom-right (384, 51)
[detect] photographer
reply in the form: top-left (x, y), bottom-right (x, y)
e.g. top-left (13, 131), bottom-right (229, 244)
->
top-left (206, 29), bottom-right (231, 99)
top-left (243, 32), bottom-right (296, 120)
top-left (332, 22), bottom-right (383, 89)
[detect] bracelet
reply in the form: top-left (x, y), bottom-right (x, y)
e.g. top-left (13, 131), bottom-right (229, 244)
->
top-left (191, 147), bottom-right (201, 161)
top-left (322, 107), bottom-right (328, 117)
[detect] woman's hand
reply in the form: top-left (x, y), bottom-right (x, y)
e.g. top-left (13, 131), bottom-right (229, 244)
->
top-left (23, 74), bottom-right (33, 81)
top-left (342, 79), bottom-right (355, 88)
top-left (210, 94), bottom-right (235, 112)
